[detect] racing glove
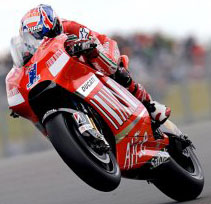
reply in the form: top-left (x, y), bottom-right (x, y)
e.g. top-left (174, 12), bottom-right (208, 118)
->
top-left (65, 36), bottom-right (97, 58)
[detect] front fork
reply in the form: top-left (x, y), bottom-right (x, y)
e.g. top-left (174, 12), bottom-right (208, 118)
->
top-left (42, 108), bottom-right (110, 150)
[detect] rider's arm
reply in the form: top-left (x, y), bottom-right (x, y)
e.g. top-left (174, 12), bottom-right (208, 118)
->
top-left (62, 20), bottom-right (120, 75)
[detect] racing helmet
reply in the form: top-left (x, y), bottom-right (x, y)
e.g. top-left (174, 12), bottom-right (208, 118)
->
top-left (20, 4), bottom-right (62, 40)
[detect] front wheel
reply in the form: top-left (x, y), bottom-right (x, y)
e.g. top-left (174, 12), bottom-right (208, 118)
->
top-left (152, 135), bottom-right (204, 201)
top-left (45, 113), bottom-right (121, 192)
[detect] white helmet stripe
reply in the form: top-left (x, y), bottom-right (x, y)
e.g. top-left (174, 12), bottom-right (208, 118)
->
top-left (23, 16), bottom-right (40, 26)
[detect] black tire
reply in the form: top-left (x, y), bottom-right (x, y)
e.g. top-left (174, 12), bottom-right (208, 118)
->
top-left (45, 113), bottom-right (121, 192)
top-left (152, 142), bottom-right (204, 201)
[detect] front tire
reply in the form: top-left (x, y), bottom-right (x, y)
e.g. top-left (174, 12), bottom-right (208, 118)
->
top-left (45, 113), bottom-right (121, 192)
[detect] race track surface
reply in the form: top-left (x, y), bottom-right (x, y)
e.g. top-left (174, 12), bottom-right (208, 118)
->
top-left (0, 121), bottom-right (210, 204)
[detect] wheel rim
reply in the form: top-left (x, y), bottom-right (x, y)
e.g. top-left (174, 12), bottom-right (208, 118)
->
top-left (64, 115), bottom-right (117, 173)
top-left (171, 146), bottom-right (201, 176)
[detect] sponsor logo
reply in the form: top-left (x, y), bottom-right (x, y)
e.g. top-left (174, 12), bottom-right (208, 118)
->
top-left (124, 132), bottom-right (148, 169)
top-left (44, 109), bottom-right (57, 117)
top-left (90, 79), bottom-right (140, 130)
top-left (7, 88), bottom-right (25, 107)
top-left (28, 24), bottom-right (43, 33)
top-left (79, 28), bottom-right (89, 40)
top-left (42, 109), bottom-right (57, 123)
top-left (81, 77), bottom-right (95, 92)
top-left (27, 63), bottom-right (40, 89)
top-left (47, 50), bottom-right (70, 77)
top-left (46, 49), bottom-right (63, 68)
top-left (73, 112), bottom-right (86, 124)
top-left (79, 124), bottom-right (93, 134)
top-left (7, 88), bottom-right (20, 98)
top-left (77, 75), bottom-right (99, 97)
top-left (150, 151), bottom-right (170, 169)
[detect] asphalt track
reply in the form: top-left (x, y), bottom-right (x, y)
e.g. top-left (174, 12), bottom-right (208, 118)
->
top-left (0, 121), bottom-right (210, 204)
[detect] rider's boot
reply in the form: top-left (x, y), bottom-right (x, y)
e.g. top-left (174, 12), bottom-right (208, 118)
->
top-left (128, 81), bottom-right (171, 124)
top-left (113, 56), bottom-right (171, 124)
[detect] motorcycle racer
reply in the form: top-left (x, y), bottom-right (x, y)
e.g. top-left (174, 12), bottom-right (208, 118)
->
top-left (18, 4), bottom-right (170, 124)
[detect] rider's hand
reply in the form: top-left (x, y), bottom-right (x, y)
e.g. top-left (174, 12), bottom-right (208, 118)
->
top-left (65, 36), bottom-right (97, 57)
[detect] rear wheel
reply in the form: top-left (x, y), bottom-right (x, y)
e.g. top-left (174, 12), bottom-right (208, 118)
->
top-left (152, 135), bottom-right (204, 201)
top-left (45, 113), bottom-right (121, 192)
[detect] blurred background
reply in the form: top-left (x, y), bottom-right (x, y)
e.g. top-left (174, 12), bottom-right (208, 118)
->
top-left (0, 0), bottom-right (210, 158)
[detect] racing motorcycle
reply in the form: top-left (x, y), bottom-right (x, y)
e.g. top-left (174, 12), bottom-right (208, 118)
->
top-left (6, 33), bottom-right (204, 202)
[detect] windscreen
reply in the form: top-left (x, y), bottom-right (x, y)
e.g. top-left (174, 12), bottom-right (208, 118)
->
top-left (10, 33), bottom-right (42, 67)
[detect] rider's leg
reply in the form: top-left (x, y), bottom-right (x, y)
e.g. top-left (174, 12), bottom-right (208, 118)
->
top-left (113, 56), bottom-right (171, 124)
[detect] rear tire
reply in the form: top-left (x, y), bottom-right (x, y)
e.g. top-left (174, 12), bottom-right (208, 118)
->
top-left (152, 137), bottom-right (204, 201)
top-left (45, 113), bottom-right (121, 192)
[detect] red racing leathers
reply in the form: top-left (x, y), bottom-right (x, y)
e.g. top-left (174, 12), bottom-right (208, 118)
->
top-left (61, 20), bottom-right (170, 124)
top-left (62, 20), bottom-right (150, 101)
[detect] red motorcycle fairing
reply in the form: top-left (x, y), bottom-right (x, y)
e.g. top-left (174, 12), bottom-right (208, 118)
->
top-left (6, 34), bottom-right (169, 171)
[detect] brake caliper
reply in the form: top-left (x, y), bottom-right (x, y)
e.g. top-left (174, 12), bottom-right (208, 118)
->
top-left (72, 111), bottom-right (110, 153)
